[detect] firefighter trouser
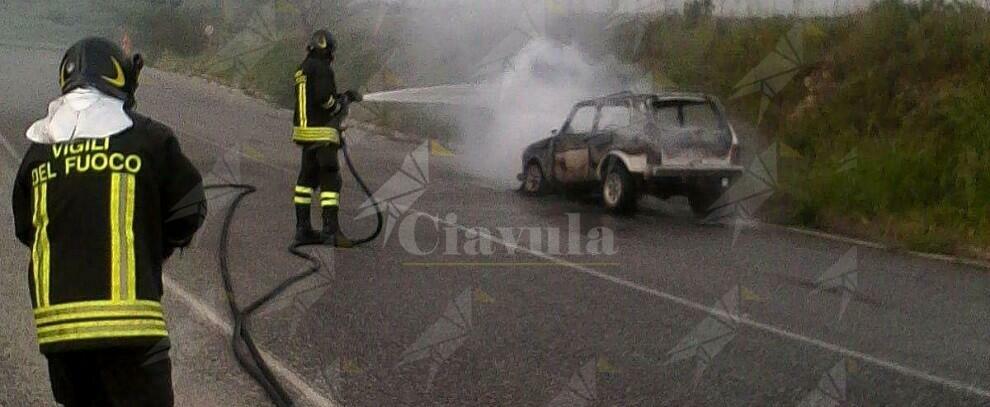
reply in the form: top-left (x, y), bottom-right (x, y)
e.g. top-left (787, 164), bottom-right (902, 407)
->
top-left (294, 144), bottom-right (341, 224)
top-left (45, 341), bottom-right (173, 407)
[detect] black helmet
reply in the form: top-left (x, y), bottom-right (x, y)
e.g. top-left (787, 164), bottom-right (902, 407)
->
top-left (307, 29), bottom-right (336, 55)
top-left (59, 37), bottom-right (144, 106)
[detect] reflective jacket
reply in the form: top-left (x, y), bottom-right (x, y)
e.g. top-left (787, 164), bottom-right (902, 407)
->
top-left (11, 113), bottom-right (206, 353)
top-left (292, 55), bottom-right (344, 144)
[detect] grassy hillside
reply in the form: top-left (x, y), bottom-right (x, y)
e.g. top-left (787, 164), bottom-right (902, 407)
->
top-left (627, 0), bottom-right (990, 255)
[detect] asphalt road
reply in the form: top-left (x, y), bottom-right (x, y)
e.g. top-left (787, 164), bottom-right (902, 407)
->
top-left (2, 43), bottom-right (989, 407)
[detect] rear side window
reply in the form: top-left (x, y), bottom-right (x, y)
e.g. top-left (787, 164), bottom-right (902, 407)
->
top-left (566, 106), bottom-right (597, 134)
top-left (655, 106), bottom-right (679, 128)
top-left (652, 100), bottom-right (723, 131)
top-left (682, 103), bottom-right (721, 130)
top-left (598, 105), bottom-right (631, 131)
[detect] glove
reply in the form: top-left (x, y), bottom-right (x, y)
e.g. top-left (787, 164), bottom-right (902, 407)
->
top-left (343, 90), bottom-right (363, 104)
top-left (163, 246), bottom-right (176, 261)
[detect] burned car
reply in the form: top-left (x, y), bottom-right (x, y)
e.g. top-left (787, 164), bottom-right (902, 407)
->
top-left (518, 91), bottom-right (743, 216)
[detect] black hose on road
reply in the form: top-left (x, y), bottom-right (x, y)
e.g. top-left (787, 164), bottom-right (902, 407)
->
top-left (338, 133), bottom-right (384, 247)
top-left (206, 132), bottom-right (384, 406)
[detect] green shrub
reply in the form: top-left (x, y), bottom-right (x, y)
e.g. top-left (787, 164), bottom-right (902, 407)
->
top-left (240, 38), bottom-right (303, 108)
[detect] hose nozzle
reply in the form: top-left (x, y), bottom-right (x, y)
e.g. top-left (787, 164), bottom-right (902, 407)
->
top-left (344, 90), bottom-right (363, 104)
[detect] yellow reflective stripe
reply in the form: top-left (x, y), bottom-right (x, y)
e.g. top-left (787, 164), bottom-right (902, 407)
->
top-left (292, 127), bottom-right (340, 143)
top-left (110, 174), bottom-right (137, 301)
top-left (34, 300), bottom-right (163, 319)
top-left (110, 173), bottom-right (122, 300)
top-left (37, 320), bottom-right (167, 345)
top-left (297, 72), bottom-right (308, 128)
top-left (39, 328), bottom-right (169, 345)
top-left (36, 310), bottom-right (164, 327)
top-left (40, 328), bottom-right (168, 345)
top-left (38, 319), bottom-right (166, 335)
top-left (294, 196), bottom-right (312, 204)
top-left (39, 185), bottom-right (50, 306)
top-left (31, 183), bottom-right (50, 307)
top-left (40, 184), bottom-right (50, 307)
top-left (31, 185), bottom-right (41, 305)
top-left (295, 186), bottom-right (313, 194)
top-left (320, 199), bottom-right (339, 207)
top-left (124, 175), bottom-right (136, 301)
top-left (320, 192), bottom-right (339, 199)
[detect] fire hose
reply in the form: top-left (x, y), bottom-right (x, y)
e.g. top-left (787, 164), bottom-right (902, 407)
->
top-left (208, 111), bottom-right (384, 406)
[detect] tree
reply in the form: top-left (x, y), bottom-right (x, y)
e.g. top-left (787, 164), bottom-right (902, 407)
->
top-left (684, 0), bottom-right (714, 25)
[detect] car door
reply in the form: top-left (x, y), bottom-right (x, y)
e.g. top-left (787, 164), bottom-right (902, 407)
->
top-left (588, 101), bottom-right (632, 166)
top-left (553, 103), bottom-right (598, 184)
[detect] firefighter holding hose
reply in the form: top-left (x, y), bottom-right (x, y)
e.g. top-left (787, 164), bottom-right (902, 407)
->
top-left (292, 29), bottom-right (361, 246)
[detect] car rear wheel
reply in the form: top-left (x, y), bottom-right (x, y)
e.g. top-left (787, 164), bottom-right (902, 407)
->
top-left (522, 162), bottom-right (547, 196)
top-left (602, 163), bottom-right (638, 213)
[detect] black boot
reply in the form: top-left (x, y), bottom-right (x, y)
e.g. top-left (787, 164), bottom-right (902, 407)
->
top-left (320, 208), bottom-right (339, 246)
top-left (295, 205), bottom-right (321, 245)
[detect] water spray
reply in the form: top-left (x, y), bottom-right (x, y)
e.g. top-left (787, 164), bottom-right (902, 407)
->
top-left (361, 84), bottom-right (495, 107)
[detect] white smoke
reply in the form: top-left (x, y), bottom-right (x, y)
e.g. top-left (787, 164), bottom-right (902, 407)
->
top-left (455, 38), bottom-right (651, 185)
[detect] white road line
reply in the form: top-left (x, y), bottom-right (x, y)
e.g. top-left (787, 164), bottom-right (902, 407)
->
top-left (416, 212), bottom-right (990, 400)
top-left (164, 275), bottom-right (340, 407)
top-left (770, 224), bottom-right (990, 270)
top-left (0, 130), bottom-right (20, 168)
top-left (778, 225), bottom-right (889, 250)
top-left (0, 137), bottom-right (337, 407)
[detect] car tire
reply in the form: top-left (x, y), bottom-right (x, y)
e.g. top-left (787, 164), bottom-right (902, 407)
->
top-left (602, 162), bottom-right (638, 213)
top-left (521, 162), bottom-right (548, 196)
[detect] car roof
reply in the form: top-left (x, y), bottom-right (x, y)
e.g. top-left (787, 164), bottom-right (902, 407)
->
top-left (580, 91), bottom-right (713, 106)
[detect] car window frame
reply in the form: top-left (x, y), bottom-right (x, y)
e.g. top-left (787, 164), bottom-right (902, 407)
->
top-left (562, 102), bottom-right (599, 136)
top-left (596, 100), bottom-right (633, 133)
top-left (679, 101), bottom-right (723, 130)
top-left (651, 97), bottom-right (729, 130)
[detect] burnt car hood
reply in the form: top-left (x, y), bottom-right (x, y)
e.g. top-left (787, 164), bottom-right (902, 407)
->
top-left (524, 137), bottom-right (552, 154)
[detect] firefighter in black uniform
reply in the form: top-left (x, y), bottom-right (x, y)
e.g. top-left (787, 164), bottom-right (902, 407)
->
top-left (11, 37), bottom-right (206, 406)
top-left (292, 29), bottom-right (361, 245)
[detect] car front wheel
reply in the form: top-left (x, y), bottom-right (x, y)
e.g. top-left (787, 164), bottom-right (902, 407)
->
top-left (602, 163), bottom-right (638, 213)
top-left (522, 162), bottom-right (547, 196)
